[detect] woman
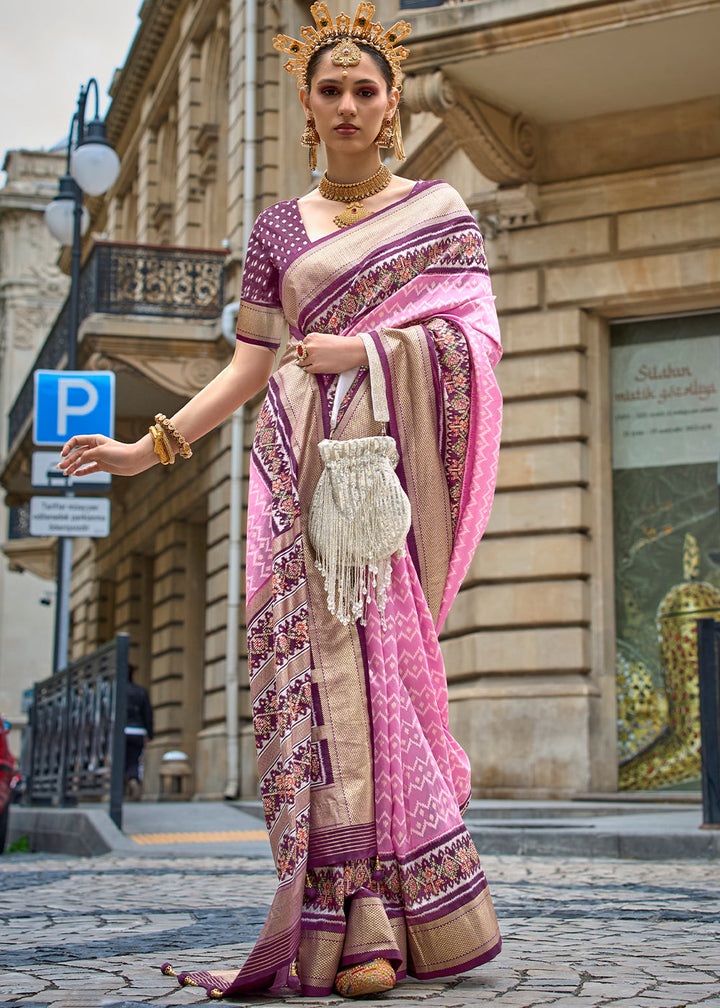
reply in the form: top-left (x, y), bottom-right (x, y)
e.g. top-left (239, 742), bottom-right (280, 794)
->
top-left (59, 3), bottom-right (503, 1000)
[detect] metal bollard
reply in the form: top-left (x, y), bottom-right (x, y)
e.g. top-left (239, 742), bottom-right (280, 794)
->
top-left (697, 618), bottom-right (720, 827)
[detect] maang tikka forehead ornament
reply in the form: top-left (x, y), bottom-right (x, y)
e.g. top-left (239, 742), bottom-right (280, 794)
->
top-left (273, 2), bottom-right (412, 92)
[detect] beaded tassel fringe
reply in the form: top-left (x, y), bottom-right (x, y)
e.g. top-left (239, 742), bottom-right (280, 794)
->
top-left (309, 435), bottom-right (410, 625)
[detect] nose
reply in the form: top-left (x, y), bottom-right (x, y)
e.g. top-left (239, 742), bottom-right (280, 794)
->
top-left (337, 90), bottom-right (357, 117)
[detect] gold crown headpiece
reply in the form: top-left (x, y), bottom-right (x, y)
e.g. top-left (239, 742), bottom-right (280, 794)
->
top-left (273, 2), bottom-right (412, 92)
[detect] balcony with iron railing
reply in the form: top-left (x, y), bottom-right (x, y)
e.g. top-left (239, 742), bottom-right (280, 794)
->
top-left (7, 241), bottom-right (226, 454)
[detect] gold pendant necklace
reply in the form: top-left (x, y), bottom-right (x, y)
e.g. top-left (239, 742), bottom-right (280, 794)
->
top-left (318, 164), bottom-right (392, 229)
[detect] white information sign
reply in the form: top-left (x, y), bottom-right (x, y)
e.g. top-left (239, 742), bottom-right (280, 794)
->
top-left (611, 335), bottom-right (720, 470)
top-left (31, 452), bottom-right (111, 488)
top-left (29, 497), bottom-right (111, 538)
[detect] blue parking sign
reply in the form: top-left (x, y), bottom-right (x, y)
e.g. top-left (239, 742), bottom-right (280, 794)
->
top-left (33, 370), bottom-right (115, 447)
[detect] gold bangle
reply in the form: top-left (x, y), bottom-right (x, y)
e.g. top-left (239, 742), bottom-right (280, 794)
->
top-left (149, 424), bottom-right (171, 465)
top-left (155, 413), bottom-right (193, 459)
top-left (149, 424), bottom-right (174, 465)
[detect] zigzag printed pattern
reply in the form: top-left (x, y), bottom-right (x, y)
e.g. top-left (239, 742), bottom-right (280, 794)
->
top-left (246, 456), bottom-right (274, 601)
top-left (364, 554), bottom-right (471, 858)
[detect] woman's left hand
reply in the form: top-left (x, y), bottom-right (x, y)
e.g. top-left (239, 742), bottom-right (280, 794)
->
top-left (295, 332), bottom-right (368, 374)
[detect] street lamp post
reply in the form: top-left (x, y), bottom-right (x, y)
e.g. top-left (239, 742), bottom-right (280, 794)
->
top-left (44, 79), bottom-right (120, 674)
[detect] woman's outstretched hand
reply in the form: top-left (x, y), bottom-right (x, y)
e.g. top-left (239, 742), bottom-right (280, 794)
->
top-left (58, 433), bottom-right (155, 478)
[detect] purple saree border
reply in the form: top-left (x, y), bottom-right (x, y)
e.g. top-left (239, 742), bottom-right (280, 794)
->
top-left (311, 736), bottom-right (333, 787)
top-left (403, 870), bottom-right (489, 924)
top-left (413, 935), bottom-right (503, 981)
top-left (296, 211), bottom-right (488, 334)
top-left (250, 380), bottom-right (301, 539)
top-left (308, 821), bottom-right (377, 868)
top-left (394, 820), bottom-right (467, 866)
top-left (236, 333), bottom-right (277, 348)
top-left (266, 381), bottom-right (298, 481)
top-left (223, 913), bottom-right (302, 994)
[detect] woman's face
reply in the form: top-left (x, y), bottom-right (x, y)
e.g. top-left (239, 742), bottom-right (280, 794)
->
top-left (301, 50), bottom-right (398, 157)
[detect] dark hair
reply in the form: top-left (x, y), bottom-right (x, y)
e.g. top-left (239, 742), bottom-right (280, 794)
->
top-left (306, 41), bottom-right (393, 92)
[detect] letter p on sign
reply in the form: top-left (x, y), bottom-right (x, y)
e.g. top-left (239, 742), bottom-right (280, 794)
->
top-left (57, 378), bottom-right (99, 436)
top-left (33, 370), bottom-right (115, 446)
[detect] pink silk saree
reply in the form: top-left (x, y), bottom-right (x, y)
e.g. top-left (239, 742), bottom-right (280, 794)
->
top-left (163, 180), bottom-right (503, 999)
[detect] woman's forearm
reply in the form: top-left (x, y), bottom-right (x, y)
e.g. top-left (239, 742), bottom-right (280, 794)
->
top-left (59, 341), bottom-right (275, 477)
top-left (163, 342), bottom-right (275, 448)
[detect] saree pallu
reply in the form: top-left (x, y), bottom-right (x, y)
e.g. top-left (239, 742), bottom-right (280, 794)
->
top-left (163, 181), bottom-right (503, 999)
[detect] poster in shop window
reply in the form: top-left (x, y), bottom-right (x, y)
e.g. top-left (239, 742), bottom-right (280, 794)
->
top-left (611, 335), bottom-right (719, 470)
top-left (611, 321), bottom-right (720, 791)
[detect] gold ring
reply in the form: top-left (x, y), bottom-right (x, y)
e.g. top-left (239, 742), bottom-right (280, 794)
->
top-left (297, 341), bottom-right (309, 362)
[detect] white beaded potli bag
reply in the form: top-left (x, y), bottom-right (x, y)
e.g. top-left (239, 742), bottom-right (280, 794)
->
top-left (308, 333), bottom-right (411, 625)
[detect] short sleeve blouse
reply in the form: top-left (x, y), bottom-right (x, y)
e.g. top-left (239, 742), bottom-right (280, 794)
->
top-left (236, 208), bottom-right (287, 353)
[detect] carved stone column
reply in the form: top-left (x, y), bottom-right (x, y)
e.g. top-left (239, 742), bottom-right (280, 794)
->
top-left (403, 71), bottom-right (538, 186)
top-left (470, 183), bottom-right (541, 239)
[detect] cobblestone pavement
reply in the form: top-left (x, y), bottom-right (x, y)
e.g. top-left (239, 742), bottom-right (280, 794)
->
top-left (0, 853), bottom-right (718, 1008)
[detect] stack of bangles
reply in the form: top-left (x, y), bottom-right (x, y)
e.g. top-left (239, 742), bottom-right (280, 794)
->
top-left (148, 413), bottom-right (193, 466)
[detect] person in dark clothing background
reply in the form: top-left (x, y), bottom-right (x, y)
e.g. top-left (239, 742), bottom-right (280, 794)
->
top-left (124, 664), bottom-right (153, 800)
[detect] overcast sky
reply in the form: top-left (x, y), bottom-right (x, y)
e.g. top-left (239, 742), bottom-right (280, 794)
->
top-left (1, 0), bottom-right (141, 182)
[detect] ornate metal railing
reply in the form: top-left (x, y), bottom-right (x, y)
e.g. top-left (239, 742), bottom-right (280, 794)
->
top-left (26, 633), bottom-right (129, 829)
top-left (698, 619), bottom-right (720, 826)
top-left (92, 241), bottom-right (225, 318)
top-left (7, 241), bottom-right (226, 451)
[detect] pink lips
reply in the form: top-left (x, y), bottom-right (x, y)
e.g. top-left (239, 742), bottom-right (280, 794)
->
top-left (335, 124), bottom-right (359, 135)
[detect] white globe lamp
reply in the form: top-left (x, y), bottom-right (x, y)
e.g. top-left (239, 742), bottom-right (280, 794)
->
top-left (45, 176), bottom-right (90, 246)
top-left (70, 117), bottom-right (120, 196)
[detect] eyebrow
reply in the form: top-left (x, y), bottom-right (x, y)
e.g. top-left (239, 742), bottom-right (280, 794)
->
top-left (316, 77), bottom-right (381, 86)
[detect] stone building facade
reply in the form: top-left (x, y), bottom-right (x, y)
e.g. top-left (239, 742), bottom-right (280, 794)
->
top-left (399, 0), bottom-right (720, 796)
top-left (2, 0), bottom-right (718, 798)
top-left (0, 149), bottom-right (68, 750)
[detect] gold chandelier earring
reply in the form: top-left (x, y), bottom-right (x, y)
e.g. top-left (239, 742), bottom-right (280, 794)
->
top-left (375, 112), bottom-right (405, 161)
top-left (375, 117), bottom-right (394, 148)
top-left (301, 116), bottom-right (321, 171)
top-left (392, 111), bottom-right (405, 161)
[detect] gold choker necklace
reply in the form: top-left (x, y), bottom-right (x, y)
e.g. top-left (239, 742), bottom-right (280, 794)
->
top-left (318, 164), bottom-right (392, 228)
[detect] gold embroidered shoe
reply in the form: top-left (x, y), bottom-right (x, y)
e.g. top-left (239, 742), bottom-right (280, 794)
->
top-left (334, 958), bottom-right (396, 997)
